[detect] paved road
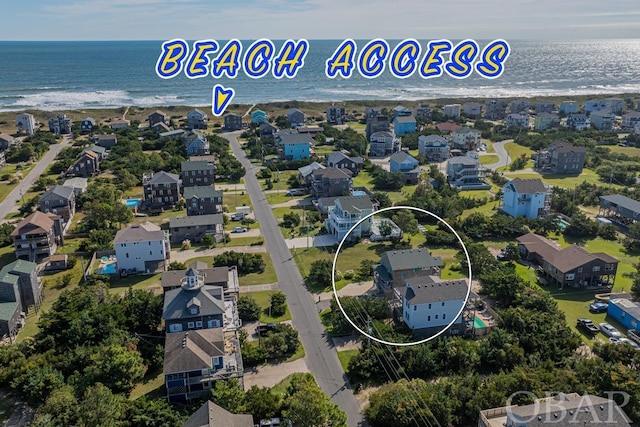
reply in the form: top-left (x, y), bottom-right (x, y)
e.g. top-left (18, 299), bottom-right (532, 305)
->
top-left (0, 137), bottom-right (71, 222)
top-left (484, 139), bottom-right (513, 170)
top-left (223, 131), bottom-right (365, 427)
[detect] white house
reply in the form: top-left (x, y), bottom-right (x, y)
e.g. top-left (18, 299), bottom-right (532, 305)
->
top-left (501, 177), bottom-right (551, 219)
top-left (452, 127), bottom-right (481, 151)
top-left (506, 113), bottom-right (530, 128)
top-left (114, 222), bottom-right (170, 274)
top-left (16, 113), bottom-right (36, 135)
top-left (559, 101), bottom-right (579, 115)
top-left (396, 276), bottom-right (467, 331)
top-left (325, 196), bottom-right (375, 242)
top-left (418, 135), bottom-right (450, 162)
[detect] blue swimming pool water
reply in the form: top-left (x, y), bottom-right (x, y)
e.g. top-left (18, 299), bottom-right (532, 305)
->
top-left (124, 199), bottom-right (140, 208)
top-left (353, 191), bottom-right (366, 196)
top-left (101, 263), bottom-right (117, 274)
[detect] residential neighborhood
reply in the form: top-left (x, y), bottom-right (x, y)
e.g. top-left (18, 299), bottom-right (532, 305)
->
top-left (2, 95), bottom-right (640, 426)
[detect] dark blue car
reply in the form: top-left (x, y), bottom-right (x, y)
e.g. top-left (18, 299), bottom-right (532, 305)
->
top-left (589, 301), bottom-right (609, 313)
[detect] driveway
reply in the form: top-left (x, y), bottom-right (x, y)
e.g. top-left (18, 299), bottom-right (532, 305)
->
top-left (228, 228), bottom-right (261, 238)
top-left (484, 139), bottom-right (513, 170)
top-left (170, 245), bottom-right (266, 263)
top-left (243, 358), bottom-right (309, 389)
top-left (286, 234), bottom-right (338, 249)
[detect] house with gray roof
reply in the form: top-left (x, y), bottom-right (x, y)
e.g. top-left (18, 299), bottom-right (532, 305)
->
top-left (182, 401), bottom-right (253, 427)
top-left (369, 130), bottom-right (401, 157)
top-left (501, 178), bottom-right (551, 219)
top-left (148, 110), bottom-right (167, 127)
top-left (259, 122), bottom-right (277, 139)
top-left (418, 134), bottom-right (450, 162)
top-left (446, 156), bottom-right (489, 189)
top-left (163, 328), bottom-right (243, 403)
top-left (326, 151), bottom-right (363, 175)
top-left (287, 108), bottom-right (305, 127)
top-left (184, 186), bottom-right (223, 216)
top-left (181, 130), bottom-right (210, 156)
top-left (390, 151), bottom-right (420, 185)
top-left (374, 248), bottom-right (444, 295)
top-left (63, 177), bottom-right (88, 195)
top-left (535, 140), bottom-right (586, 174)
top-left (114, 221), bottom-right (169, 274)
top-left (325, 196), bottom-right (375, 242)
top-left (93, 134), bottom-right (117, 149)
top-left (68, 149), bottom-right (99, 178)
top-left (310, 167), bottom-right (353, 199)
top-left (162, 262), bottom-right (239, 295)
top-left (0, 259), bottom-right (40, 341)
top-left (38, 185), bottom-right (76, 230)
top-left (169, 214), bottom-right (224, 244)
top-left (298, 161), bottom-right (325, 186)
top-left (276, 132), bottom-right (313, 160)
top-left (143, 171), bottom-right (181, 210)
top-left (80, 117), bottom-right (96, 134)
top-left (187, 108), bottom-right (209, 130)
top-left (394, 276), bottom-right (467, 331)
top-left (181, 159), bottom-right (215, 187)
top-left (599, 194), bottom-right (640, 226)
top-left (223, 113), bottom-right (242, 131)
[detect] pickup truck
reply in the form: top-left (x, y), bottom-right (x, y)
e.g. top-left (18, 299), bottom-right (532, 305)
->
top-left (576, 318), bottom-right (600, 335)
top-left (256, 323), bottom-right (277, 336)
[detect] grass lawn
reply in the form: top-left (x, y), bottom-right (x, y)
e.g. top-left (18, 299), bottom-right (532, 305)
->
top-left (107, 274), bottom-right (162, 295)
top-left (504, 141), bottom-right (535, 160)
top-left (246, 290), bottom-right (292, 323)
top-left (132, 208), bottom-right (186, 227)
top-left (352, 171), bottom-right (374, 188)
top-left (0, 245), bottom-right (16, 267)
top-left (347, 122), bottom-right (366, 134)
top-left (225, 220), bottom-right (260, 231)
top-left (459, 189), bottom-right (493, 200)
top-left (238, 252), bottom-right (278, 286)
top-left (337, 349), bottom-right (359, 372)
top-left (223, 192), bottom-right (253, 211)
top-left (266, 193), bottom-right (307, 206)
top-left (479, 155), bottom-right (499, 166)
top-left (604, 145), bottom-right (640, 157)
top-left (482, 139), bottom-right (496, 153)
top-left (270, 373), bottom-right (297, 397)
top-left (57, 238), bottom-right (84, 255)
top-left (0, 163), bottom-right (36, 204)
top-left (461, 199), bottom-right (501, 218)
top-left (223, 236), bottom-right (264, 246)
top-left (129, 370), bottom-right (165, 400)
top-left (261, 170), bottom-right (298, 192)
top-left (439, 248), bottom-right (467, 280)
top-left (314, 145), bottom-right (337, 156)
top-left (502, 168), bottom-right (623, 190)
top-left (17, 255), bottom-right (91, 341)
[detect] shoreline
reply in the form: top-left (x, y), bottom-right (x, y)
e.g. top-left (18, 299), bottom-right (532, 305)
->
top-left (1, 92), bottom-right (638, 134)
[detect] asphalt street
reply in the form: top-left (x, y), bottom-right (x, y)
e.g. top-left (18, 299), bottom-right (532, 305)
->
top-left (223, 131), bottom-right (365, 427)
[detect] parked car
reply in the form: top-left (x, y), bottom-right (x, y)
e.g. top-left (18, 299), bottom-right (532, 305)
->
top-left (576, 318), bottom-right (600, 335)
top-left (589, 301), bottom-right (609, 313)
top-left (232, 226), bottom-right (248, 233)
top-left (230, 212), bottom-right (246, 221)
top-left (286, 188), bottom-right (306, 196)
top-left (256, 323), bottom-right (277, 336)
top-left (627, 329), bottom-right (640, 345)
top-left (599, 322), bottom-right (622, 338)
top-left (618, 338), bottom-right (640, 349)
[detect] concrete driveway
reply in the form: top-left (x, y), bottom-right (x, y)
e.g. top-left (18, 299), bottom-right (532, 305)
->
top-left (243, 358), bottom-right (309, 389)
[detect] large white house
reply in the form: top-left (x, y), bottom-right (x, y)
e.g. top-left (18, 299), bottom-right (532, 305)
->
top-left (114, 222), bottom-right (170, 274)
top-left (396, 276), bottom-right (467, 331)
top-left (325, 196), bottom-right (375, 242)
top-left (501, 178), bottom-right (551, 219)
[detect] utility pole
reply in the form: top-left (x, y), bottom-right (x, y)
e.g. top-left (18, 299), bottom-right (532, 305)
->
top-left (366, 316), bottom-right (372, 349)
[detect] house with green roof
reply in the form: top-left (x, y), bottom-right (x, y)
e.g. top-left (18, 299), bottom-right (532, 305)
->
top-left (0, 259), bottom-right (39, 341)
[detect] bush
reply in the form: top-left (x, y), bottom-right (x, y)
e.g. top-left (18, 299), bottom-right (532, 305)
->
top-left (213, 251), bottom-right (265, 275)
top-left (238, 296), bottom-right (261, 322)
top-left (269, 292), bottom-right (287, 317)
top-left (282, 212), bottom-right (301, 228)
top-left (181, 239), bottom-right (191, 250)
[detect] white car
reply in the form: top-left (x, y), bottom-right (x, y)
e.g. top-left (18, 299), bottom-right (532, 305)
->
top-left (232, 226), bottom-right (248, 233)
top-left (618, 338), bottom-right (640, 349)
top-left (599, 323), bottom-right (622, 338)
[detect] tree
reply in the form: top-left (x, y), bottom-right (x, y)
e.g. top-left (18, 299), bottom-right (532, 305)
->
top-left (372, 192), bottom-right (392, 209)
top-left (244, 386), bottom-right (281, 422)
top-left (305, 260), bottom-right (333, 291)
top-left (391, 210), bottom-right (419, 235)
top-left (120, 288), bottom-right (163, 335)
top-left (269, 291), bottom-right (287, 317)
top-left (282, 212), bottom-right (301, 228)
top-left (458, 243), bottom-right (499, 277)
top-left (282, 373), bottom-right (347, 427)
top-left (500, 242), bottom-right (521, 261)
top-left (0, 223), bottom-right (16, 246)
top-left (356, 259), bottom-right (377, 280)
top-left (75, 383), bottom-right (127, 427)
top-left (598, 224), bottom-right (617, 240)
top-left (377, 220), bottom-right (393, 238)
top-left (127, 397), bottom-right (185, 427)
top-left (210, 378), bottom-right (246, 414)
top-left (213, 251), bottom-right (265, 275)
top-left (238, 295), bottom-right (262, 322)
top-left (201, 233), bottom-right (216, 248)
top-left (479, 267), bottom-right (526, 307)
top-left (82, 345), bottom-right (147, 394)
top-left (168, 261), bottom-right (186, 271)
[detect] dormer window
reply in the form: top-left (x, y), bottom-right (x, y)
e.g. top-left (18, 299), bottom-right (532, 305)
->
top-left (190, 306), bottom-right (199, 315)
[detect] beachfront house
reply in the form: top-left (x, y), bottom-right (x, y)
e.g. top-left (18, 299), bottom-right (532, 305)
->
top-left (16, 113), bottom-right (36, 135)
top-left (287, 109), bottom-right (305, 127)
top-left (374, 248), bottom-right (443, 295)
top-left (114, 221), bottom-right (170, 274)
top-left (413, 103), bottom-right (432, 121)
top-left (80, 117), bottom-right (96, 134)
top-left (326, 151), bottom-right (363, 175)
top-left (12, 211), bottom-right (64, 262)
top-left (560, 100), bottom-right (579, 114)
top-left (187, 109), bottom-right (209, 130)
top-left (184, 186), bottom-right (223, 216)
top-left (38, 185), bottom-right (76, 230)
top-left (484, 99), bottom-right (507, 120)
top-left (390, 151), bottom-right (420, 185)
top-left (0, 134), bottom-right (19, 150)
top-left (395, 277), bottom-right (467, 332)
top-left (535, 140), bottom-right (586, 174)
top-left (169, 214), bottom-right (224, 244)
top-left (589, 110), bottom-right (615, 131)
top-left (478, 393), bottom-right (631, 427)
top-left (110, 118), bottom-right (130, 130)
top-left (535, 101), bottom-right (555, 113)
top-left (510, 100), bottom-right (530, 114)
top-left (463, 102), bottom-right (482, 118)
top-left (310, 167), bottom-right (353, 199)
top-left (181, 159), bottom-right (215, 187)
top-left (365, 108), bottom-right (391, 141)
top-left (68, 150), bottom-right (100, 178)
top-left (534, 112), bottom-right (560, 131)
top-left (452, 127), bottom-right (481, 151)
top-left (48, 114), bottom-right (72, 135)
top-left (393, 115), bottom-right (417, 135)
top-left (443, 104), bottom-right (461, 119)
top-left (369, 131), bottom-right (400, 157)
top-left (223, 113), bottom-right (242, 131)
top-left (148, 110), bottom-right (168, 127)
top-left (93, 134), bottom-right (117, 149)
top-left (325, 196), bottom-right (375, 242)
top-left (500, 178), bottom-right (551, 219)
top-left (622, 112), bottom-right (640, 131)
top-left (251, 110), bottom-right (267, 124)
top-left (566, 113), bottom-right (588, 130)
top-left (517, 233), bottom-right (618, 288)
top-left (327, 105), bottom-right (346, 125)
top-left (326, 105), bottom-right (346, 125)
top-left (418, 135), bottom-right (450, 162)
top-left (143, 171), bottom-right (181, 210)
top-left (506, 113), bottom-right (530, 128)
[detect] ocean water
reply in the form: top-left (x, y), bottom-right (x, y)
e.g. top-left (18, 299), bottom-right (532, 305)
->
top-left (1, 39), bottom-right (639, 111)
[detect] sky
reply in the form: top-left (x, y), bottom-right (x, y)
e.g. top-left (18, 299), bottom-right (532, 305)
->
top-left (3, 0), bottom-right (640, 40)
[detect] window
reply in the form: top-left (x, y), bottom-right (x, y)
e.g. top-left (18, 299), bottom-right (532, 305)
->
top-left (435, 315), bottom-right (438, 319)
top-left (443, 314), bottom-right (446, 320)
top-left (169, 323), bottom-right (183, 332)
top-left (577, 268), bottom-right (583, 273)
top-left (150, 251), bottom-right (152, 255)
top-left (566, 273), bottom-right (575, 280)
top-left (428, 303), bottom-right (431, 309)
top-left (593, 266), bottom-right (601, 272)
top-left (427, 315), bottom-right (431, 321)
top-left (605, 264), bottom-right (614, 271)
top-left (442, 302), bottom-right (445, 306)
top-left (190, 307), bottom-right (198, 315)
top-left (126, 253), bottom-right (129, 258)
top-left (188, 322), bottom-right (195, 329)
top-left (413, 305), bottom-right (416, 311)
top-left (196, 321), bottom-right (203, 328)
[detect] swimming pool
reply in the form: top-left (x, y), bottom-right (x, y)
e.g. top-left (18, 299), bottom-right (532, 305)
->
top-left (558, 219), bottom-right (570, 229)
top-left (124, 199), bottom-right (140, 208)
top-left (353, 191), bottom-right (366, 196)
top-left (101, 263), bottom-right (117, 275)
top-left (474, 316), bottom-right (487, 329)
